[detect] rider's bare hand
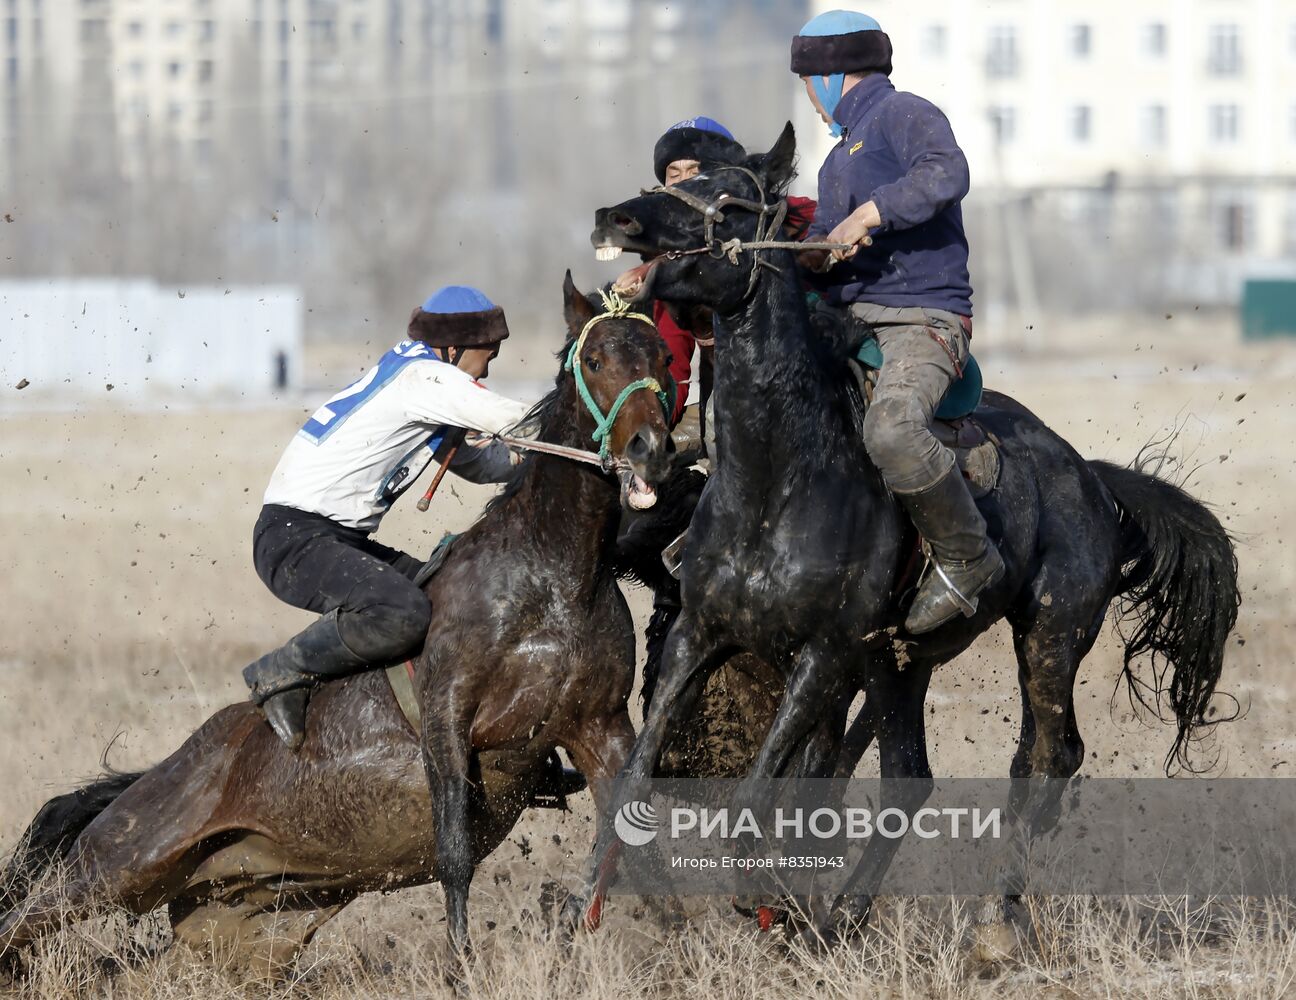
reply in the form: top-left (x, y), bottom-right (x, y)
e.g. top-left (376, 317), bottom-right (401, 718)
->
top-left (826, 201), bottom-right (881, 260)
top-left (797, 248), bottom-right (833, 273)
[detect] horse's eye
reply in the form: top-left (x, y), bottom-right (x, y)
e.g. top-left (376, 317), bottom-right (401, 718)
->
top-left (586, 357), bottom-right (602, 373)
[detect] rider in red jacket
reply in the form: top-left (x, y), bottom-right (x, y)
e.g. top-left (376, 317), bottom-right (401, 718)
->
top-left (621, 118), bottom-right (817, 426)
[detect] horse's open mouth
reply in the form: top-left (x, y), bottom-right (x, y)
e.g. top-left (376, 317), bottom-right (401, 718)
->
top-left (594, 243), bottom-right (666, 304)
top-left (619, 467), bottom-right (658, 511)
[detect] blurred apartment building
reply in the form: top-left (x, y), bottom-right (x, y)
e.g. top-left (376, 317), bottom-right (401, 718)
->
top-left (802, 0), bottom-right (1296, 306)
top-left (0, 0), bottom-right (697, 188)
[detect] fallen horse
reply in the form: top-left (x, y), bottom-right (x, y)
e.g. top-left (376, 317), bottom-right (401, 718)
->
top-left (0, 274), bottom-right (675, 973)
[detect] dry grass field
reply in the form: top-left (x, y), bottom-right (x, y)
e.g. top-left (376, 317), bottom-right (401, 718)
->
top-left (2, 314), bottom-right (1295, 997)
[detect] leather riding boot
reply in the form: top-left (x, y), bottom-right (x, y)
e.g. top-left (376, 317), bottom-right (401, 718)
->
top-left (898, 467), bottom-right (1005, 634)
top-left (243, 609), bottom-right (367, 750)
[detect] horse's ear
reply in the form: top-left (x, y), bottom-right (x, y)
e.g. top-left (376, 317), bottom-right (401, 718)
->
top-left (562, 269), bottom-right (595, 334)
top-left (761, 121), bottom-right (798, 193)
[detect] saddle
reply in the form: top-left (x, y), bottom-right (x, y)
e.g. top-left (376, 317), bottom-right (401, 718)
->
top-left (847, 336), bottom-right (1001, 499)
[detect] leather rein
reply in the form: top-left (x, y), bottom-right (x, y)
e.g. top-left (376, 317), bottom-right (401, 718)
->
top-left (640, 165), bottom-right (856, 299)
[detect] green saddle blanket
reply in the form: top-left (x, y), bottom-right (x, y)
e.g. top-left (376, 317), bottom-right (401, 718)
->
top-left (854, 337), bottom-right (983, 421)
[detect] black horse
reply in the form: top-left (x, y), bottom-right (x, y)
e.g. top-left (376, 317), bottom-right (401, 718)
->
top-left (581, 123), bottom-right (1239, 943)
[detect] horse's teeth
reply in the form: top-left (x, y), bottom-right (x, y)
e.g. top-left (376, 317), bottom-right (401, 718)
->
top-left (595, 246), bottom-right (623, 262)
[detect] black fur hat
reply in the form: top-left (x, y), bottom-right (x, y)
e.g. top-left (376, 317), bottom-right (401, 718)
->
top-left (652, 119), bottom-right (748, 184)
top-left (790, 11), bottom-right (893, 77)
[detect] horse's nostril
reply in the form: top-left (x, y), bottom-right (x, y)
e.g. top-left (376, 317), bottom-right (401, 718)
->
top-left (627, 431), bottom-right (650, 462)
top-left (610, 211), bottom-right (643, 237)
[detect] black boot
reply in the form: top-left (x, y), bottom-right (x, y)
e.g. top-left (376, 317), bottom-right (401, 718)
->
top-left (243, 609), bottom-right (366, 750)
top-left (898, 467), bottom-right (1005, 634)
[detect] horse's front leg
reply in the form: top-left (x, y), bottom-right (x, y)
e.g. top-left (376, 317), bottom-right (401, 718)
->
top-left (584, 612), bottom-right (726, 928)
top-left (555, 709), bottom-right (637, 936)
top-left (419, 679), bottom-right (478, 975)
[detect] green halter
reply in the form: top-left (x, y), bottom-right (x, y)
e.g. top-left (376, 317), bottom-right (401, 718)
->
top-left (564, 289), bottom-right (674, 465)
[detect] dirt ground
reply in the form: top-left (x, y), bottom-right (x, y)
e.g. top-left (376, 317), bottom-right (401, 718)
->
top-left (1, 313), bottom-right (1294, 997)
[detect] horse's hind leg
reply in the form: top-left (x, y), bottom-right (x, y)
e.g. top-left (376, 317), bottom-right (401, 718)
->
top-left (974, 592), bottom-right (1108, 962)
top-left (170, 889), bottom-right (354, 977)
top-left (0, 729), bottom-right (245, 961)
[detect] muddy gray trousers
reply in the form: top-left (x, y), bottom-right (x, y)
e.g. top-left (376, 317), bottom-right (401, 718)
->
top-left (850, 303), bottom-right (971, 495)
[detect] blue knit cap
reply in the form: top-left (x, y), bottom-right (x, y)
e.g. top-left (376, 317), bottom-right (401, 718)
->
top-left (794, 10), bottom-right (888, 138)
top-left (420, 285), bottom-right (496, 314)
top-left (653, 116), bottom-right (747, 183)
top-left (666, 117), bottom-right (734, 140)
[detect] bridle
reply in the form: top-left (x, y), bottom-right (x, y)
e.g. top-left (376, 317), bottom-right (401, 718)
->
top-left (487, 290), bottom-right (674, 474)
top-left (641, 164), bottom-right (855, 300)
top-left (564, 288), bottom-right (674, 467)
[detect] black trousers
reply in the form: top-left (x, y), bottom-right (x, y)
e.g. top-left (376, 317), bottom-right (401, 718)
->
top-left (252, 504), bottom-right (431, 663)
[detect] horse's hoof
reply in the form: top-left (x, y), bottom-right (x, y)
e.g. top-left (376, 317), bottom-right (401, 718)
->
top-left (582, 891), bottom-right (605, 932)
top-left (970, 919), bottom-right (1019, 965)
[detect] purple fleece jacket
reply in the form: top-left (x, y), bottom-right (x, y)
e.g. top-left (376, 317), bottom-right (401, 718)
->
top-left (806, 74), bottom-right (973, 316)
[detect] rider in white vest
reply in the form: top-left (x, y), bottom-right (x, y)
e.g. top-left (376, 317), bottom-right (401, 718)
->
top-left (244, 286), bottom-right (531, 749)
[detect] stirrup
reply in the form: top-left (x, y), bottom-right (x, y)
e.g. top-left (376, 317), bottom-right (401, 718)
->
top-left (662, 529), bottom-right (688, 579)
top-left (927, 555), bottom-right (979, 616)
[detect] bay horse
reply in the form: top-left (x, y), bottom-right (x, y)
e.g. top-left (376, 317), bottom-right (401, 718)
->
top-left (0, 274), bottom-right (675, 974)
top-left (581, 123), bottom-right (1240, 944)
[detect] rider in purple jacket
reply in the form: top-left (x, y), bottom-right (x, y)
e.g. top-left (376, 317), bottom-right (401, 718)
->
top-left (794, 10), bottom-right (1002, 634)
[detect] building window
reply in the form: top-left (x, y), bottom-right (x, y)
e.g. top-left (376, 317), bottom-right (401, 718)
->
top-left (197, 59), bottom-right (213, 82)
top-left (128, 58), bottom-right (143, 78)
top-left (1284, 192), bottom-right (1296, 255)
top-left (5, 57), bottom-right (16, 82)
top-left (1215, 195), bottom-right (1253, 251)
top-left (1140, 105), bottom-right (1167, 147)
top-left (79, 18), bottom-right (106, 43)
top-left (1208, 24), bottom-right (1242, 76)
top-left (198, 20), bottom-right (215, 42)
top-left (127, 19), bottom-right (143, 38)
top-left (5, 17), bottom-right (16, 43)
top-left (1069, 105), bottom-right (1091, 143)
top-left (1070, 23), bottom-right (1091, 58)
top-left (351, 18), bottom-right (366, 41)
top-left (988, 105), bottom-right (1016, 145)
top-left (987, 25), bottom-right (1018, 78)
top-left (1143, 22), bottom-right (1167, 57)
top-left (165, 20), bottom-right (183, 39)
top-left (922, 23), bottom-right (946, 58)
top-left (1209, 104), bottom-right (1240, 144)
top-left (278, 19), bottom-right (289, 44)
top-left (168, 61), bottom-right (182, 78)
top-left (197, 99), bottom-right (213, 122)
top-left (277, 59), bottom-right (289, 84)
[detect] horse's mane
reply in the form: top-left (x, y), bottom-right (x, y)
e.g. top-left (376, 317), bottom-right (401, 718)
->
top-left (480, 335), bottom-right (579, 520)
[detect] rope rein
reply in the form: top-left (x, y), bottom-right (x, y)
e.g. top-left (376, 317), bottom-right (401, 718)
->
top-left (484, 290), bottom-right (673, 473)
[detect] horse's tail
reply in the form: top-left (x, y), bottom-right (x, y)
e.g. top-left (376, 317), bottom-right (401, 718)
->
top-left (1089, 459), bottom-right (1240, 774)
top-left (0, 771), bottom-right (142, 914)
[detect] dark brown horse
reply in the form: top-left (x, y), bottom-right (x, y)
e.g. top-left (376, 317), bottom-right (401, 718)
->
top-left (0, 274), bottom-right (674, 974)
